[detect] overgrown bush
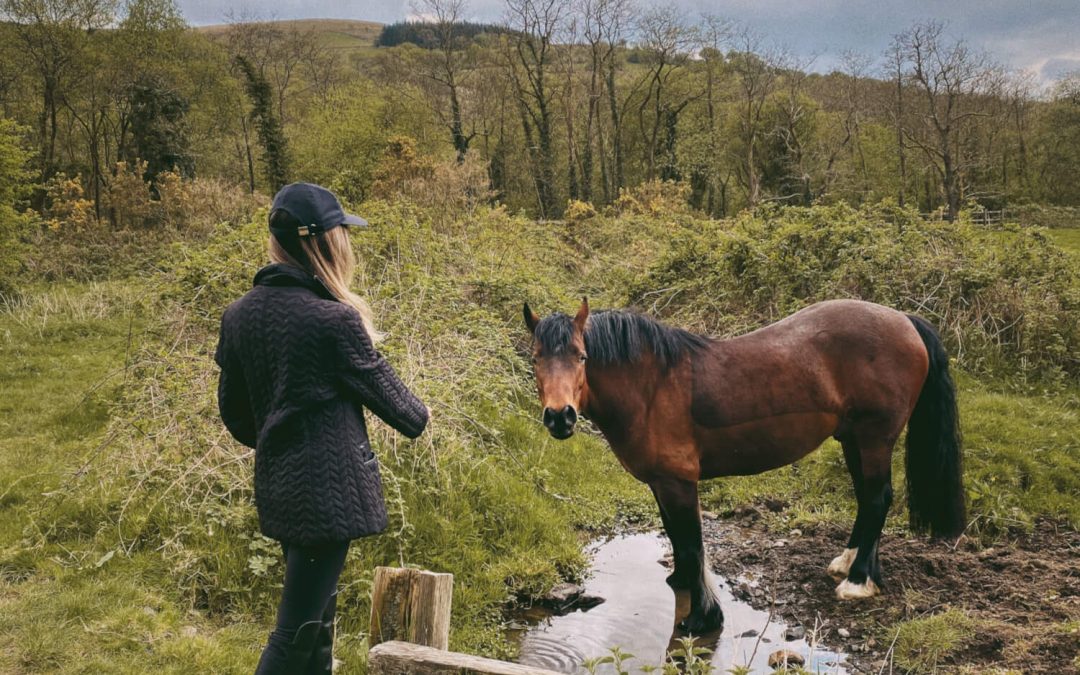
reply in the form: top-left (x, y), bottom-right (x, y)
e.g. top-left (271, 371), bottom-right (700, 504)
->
top-left (23, 170), bottom-right (265, 282)
top-left (631, 201), bottom-right (1080, 383)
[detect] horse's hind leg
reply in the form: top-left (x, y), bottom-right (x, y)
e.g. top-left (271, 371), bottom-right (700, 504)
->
top-left (828, 439), bottom-right (864, 581)
top-left (837, 440), bottom-right (894, 601)
top-left (651, 485), bottom-right (691, 590)
top-left (652, 477), bottom-right (723, 633)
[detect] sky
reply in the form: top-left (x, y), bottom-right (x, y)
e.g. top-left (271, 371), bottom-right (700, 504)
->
top-left (178, 0), bottom-right (1080, 85)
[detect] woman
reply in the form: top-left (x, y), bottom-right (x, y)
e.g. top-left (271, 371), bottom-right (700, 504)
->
top-left (214, 182), bottom-right (429, 674)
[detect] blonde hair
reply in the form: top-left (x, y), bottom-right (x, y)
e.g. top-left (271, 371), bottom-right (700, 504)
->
top-left (268, 223), bottom-right (382, 342)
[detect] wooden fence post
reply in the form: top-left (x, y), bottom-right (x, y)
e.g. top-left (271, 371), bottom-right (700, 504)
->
top-left (370, 567), bottom-right (454, 651)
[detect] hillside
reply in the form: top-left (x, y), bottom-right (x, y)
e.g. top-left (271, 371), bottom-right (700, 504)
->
top-left (195, 18), bottom-right (383, 53)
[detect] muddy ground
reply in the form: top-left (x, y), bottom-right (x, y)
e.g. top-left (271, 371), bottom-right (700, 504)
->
top-left (697, 507), bottom-right (1080, 673)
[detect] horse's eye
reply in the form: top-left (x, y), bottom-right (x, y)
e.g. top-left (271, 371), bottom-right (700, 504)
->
top-left (579, 354), bottom-right (588, 363)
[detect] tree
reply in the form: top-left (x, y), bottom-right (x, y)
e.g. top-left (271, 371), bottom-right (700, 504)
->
top-left (893, 21), bottom-right (1001, 220)
top-left (503, 0), bottom-right (568, 218)
top-left (127, 75), bottom-right (192, 181)
top-left (579, 0), bottom-right (632, 203)
top-left (635, 6), bottom-right (697, 182)
top-left (234, 55), bottom-right (289, 192)
top-left (407, 0), bottom-right (477, 162)
top-left (0, 117), bottom-right (35, 295)
top-left (224, 15), bottom-right (325, 126)
top-left (0, 0), bottom-right (115, 192)
top-left (771, 54), bottom-right (819, 204)
top-left (690, 13), bottom-right (733, 215)
top-left (729, 28), bottom-right (780, 206)
top-left (1033, 72), bottom-right (1080, 205)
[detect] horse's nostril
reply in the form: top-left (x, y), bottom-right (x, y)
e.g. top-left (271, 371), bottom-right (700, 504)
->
top-left (563, 405), bottom-right (578, 426)
top-left (542, 407), bottom-right (556, 428)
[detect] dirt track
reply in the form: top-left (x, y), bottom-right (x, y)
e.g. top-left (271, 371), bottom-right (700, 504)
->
top-left (700, 510), bottom-right (1080, 673)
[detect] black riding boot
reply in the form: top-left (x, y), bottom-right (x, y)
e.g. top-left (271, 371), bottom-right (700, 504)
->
top-left (254, 620), bottom-right (322, 675)
top-left (305, 591), bottom-right (337, 674)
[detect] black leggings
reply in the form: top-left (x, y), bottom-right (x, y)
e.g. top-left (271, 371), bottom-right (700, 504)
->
top-left (261, 541), bottom-right (350, 656)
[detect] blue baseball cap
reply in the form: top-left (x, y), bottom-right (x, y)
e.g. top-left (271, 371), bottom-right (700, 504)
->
top-left (269, 182), bottom-right (368, 238)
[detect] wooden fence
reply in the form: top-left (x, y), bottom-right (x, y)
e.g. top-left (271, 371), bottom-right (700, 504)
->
top-left (917, 209), bottom-right (1013, 225)
top-left (367, 566), bottom-right (561, 675)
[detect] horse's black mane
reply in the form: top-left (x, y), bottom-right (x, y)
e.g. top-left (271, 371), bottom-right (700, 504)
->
top-left (533, 309), bottom-right (710, 369)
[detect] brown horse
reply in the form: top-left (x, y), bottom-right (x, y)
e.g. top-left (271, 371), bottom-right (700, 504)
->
top-left (523, 298), bottom-right (964, 634)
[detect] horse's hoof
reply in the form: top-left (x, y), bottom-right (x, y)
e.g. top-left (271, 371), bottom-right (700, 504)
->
top-left (666, 570), bottom-right (693, 590)
top-left (835, 578), bottom-right (879, 600)
top-left (678, 604), bottom-right (724, 634)
top-left (827, 548), bottom-right (858, 581)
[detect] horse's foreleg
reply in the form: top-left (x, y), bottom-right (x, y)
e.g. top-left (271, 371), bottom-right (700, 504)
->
top-left (837, 443), bottom-right (894, 601)
top-left (653, 477), bottom-right (723, 633)
top-left (651, 484), bottom-right (691, 590)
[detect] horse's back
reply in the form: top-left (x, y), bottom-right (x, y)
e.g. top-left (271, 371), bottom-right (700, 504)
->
top-left (689, 299), bottom-right (929, 477)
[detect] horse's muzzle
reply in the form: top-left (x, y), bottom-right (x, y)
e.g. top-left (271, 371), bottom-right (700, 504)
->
top-left (543, 405), bottom-right (577, 439)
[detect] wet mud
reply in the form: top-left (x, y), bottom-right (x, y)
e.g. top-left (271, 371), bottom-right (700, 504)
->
top-left (702, 512), bottom-right (1080, 673)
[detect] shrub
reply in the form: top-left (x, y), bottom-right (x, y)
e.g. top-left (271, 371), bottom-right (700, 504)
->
top-left (22, 158), bottom-right (265, 284)
top-left (609, 179), bottom-right (693, 218)
top-left (631, 201), bottom-right (1080, 383)
top-left (43, 174), bottom-right (97, 231)
top-left (565, 199), bottom-right (597, 223)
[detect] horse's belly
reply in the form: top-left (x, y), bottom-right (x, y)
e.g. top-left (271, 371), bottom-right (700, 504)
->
top-left (697, 411), bottom-right (839, 478)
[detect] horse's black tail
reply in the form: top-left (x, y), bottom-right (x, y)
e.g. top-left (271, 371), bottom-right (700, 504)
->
top-left (905, 315), bottom-right (966, 540)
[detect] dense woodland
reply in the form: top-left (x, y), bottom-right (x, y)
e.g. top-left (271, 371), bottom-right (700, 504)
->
top-left (1, 0), bottom-right (1079, 226)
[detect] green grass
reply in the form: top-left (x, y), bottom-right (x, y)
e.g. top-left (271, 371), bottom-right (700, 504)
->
top-left (1048, 227), bottom-right (1080, 255)
top-left (888, 608), bottom-right (979, 671)
top-left (0, 283), bottom-right (268, 673)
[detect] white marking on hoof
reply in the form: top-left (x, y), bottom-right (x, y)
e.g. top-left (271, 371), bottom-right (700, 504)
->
top-left (835, 578), bottom-right (879, 600)
top-left (827, 548), bottom-right (858, 581)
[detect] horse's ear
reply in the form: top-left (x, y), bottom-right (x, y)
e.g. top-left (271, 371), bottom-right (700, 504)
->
top-left (573, 296), bottom-right (589, 332)
top-left (524, 302), bottom-right (540, 333)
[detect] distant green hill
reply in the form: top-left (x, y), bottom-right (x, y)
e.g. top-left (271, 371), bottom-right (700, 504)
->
top-left (195, 18), bottom-right (383, 54)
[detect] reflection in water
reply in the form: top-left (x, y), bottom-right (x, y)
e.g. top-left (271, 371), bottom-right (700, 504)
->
top-left (513, 533), bottom-right (848, 674)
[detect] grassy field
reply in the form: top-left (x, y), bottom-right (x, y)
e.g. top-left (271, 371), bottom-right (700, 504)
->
top-left (0, 277), bottom-right (647, 672)
top-left (1, 209), bottom-right (1078, 672)
top-left (1049, 226), bottom-right (1080, 254)
top-left (0, 283), bottom-right (272, 672)
top-left (2, 280), bottom-right (1077, 672)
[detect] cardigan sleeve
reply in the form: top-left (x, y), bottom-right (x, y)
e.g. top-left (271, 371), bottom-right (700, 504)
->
top-left (332, 307), bottom-right (429, 439)
top-left (214, 318), bottom-right (258, 449)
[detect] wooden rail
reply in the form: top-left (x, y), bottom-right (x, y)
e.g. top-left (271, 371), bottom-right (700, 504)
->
top-left (916, 208), bottom-right (1013, 224)
top-left (368, 641), bottom-right (562, 675)
top-left (367, 567), bottom-right (562, 674)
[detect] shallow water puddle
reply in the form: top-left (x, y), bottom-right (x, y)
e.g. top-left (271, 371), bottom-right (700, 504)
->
top-left (511, 533), bottom-right (849, 674)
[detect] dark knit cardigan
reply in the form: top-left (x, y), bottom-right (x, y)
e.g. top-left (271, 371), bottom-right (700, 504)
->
top-left (214, 263), bottom-right (429, 544)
